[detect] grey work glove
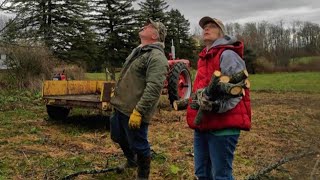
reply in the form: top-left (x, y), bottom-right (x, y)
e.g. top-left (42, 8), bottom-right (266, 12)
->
top-left (198, 89), bottom-right (211, 111)
top-left (190, 92), bottom-right (200, 110)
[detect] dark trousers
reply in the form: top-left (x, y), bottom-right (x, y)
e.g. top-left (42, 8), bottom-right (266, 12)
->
top-left (110, 110), bottom-right (150, 161)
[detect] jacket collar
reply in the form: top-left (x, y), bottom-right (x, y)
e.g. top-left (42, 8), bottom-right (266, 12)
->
top-left (198, 41), bottom-right (244, 59)
top-left (140, 42), bottom-right (165, 53)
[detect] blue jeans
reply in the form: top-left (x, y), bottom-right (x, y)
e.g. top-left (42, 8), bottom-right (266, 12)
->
top-left (194, 130), bottom-right (239, 180)
top-left (110, 110), bottom-right (150, 160)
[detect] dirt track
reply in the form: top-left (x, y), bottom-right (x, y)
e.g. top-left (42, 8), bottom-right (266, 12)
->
top-left (0, 91), bottom-right (319, 179)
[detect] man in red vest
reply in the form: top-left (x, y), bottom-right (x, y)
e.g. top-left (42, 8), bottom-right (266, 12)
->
top-left (186, 16), bottom-right (251, 180)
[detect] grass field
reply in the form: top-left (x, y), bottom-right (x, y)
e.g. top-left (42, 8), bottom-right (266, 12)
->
top-left (86, 71), bottom-right (320, 93)
top-left (85, 73), bottom-right (120, 80)
top-left (85, 73), bottom-right (107, 80)
top-left (0, 72), bottom-right (319, 179)
top-left (250, 72), bottom-right (320, 92)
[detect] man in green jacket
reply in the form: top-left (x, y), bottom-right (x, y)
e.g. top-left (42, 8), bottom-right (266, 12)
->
top-left (110, 19), bottom-right (168, 180)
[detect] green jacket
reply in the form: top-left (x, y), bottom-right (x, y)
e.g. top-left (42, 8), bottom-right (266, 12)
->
top-left (110, 42), bottom-right (168, 123)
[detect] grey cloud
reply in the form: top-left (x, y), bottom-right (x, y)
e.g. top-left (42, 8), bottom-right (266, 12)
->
top-left (163, 0), bottom-right (320, 31)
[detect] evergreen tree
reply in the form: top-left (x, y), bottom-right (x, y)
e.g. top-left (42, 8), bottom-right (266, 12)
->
top-left (49, 0), bottom-right (93, 60)
top-left (138, 0), bottom-right (170, 56)
top-left (137, 2), bottom-right (196, 59)
top-left (64, 25), bottom-right (100, 71)
top-left (0, 19), bottom-right (19, 42)
top-left (0, 0), bottom-right (98, 66)
top-left (90, 0), bottom-right (138, 69)
top-left (0, 1), bottom-right (49, 43)
top-left (138, 0), bottom-right (169, 23)
top-left (166, 9), bottom-right (196, 60)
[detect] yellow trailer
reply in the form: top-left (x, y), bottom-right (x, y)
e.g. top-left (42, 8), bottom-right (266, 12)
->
top-left (42, 80), bottom-right (115, 120)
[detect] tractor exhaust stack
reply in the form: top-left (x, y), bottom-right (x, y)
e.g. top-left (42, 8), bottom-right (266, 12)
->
top-left (171, 39), bottom-right (176, 60)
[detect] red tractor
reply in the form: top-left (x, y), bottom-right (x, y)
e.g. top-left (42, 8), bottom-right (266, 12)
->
top-left (162, 40), bottom-right (192, 105)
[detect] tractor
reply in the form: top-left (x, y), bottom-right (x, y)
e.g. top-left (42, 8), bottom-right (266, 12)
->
top-left (162, 40), bottom-right (192, 105)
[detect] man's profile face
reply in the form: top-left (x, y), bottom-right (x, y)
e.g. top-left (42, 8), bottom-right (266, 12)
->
top-left (139, 23), bottom-right (159, 40)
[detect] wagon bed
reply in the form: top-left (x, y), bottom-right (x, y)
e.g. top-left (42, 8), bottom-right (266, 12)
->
top-left (42, 80), bottom-right (115, 120)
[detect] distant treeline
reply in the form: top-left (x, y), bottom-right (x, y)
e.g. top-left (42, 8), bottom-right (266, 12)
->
top-left (226, 21), bottom-right (320, 68)
top-left (0, 0), bottom-right (319, 73)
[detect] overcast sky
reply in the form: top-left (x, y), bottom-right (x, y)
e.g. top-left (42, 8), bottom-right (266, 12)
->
top-left (158, 0), bottom-right (320, 32)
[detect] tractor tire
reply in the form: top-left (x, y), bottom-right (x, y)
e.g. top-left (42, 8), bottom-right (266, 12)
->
top-left (46, 105), bottom-right (70, 120)
top-left (168, 62), bottom-right (192, 105)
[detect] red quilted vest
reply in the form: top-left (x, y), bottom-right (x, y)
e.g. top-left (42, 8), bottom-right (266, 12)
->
top-left (186, 41), bottom-right (251, 131)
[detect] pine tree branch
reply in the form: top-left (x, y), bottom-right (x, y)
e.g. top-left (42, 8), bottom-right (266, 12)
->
top-left (0, 14), bottom-right (19, 34)
top-left (0, 0), bottom-right (9, 9)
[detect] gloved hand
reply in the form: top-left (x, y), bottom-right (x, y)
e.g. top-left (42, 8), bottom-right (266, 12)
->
top-left (129, 109), bottom-right (142, 129)
top-left (190, 92), bottom-right (200, 110)
top-left (195, 89), bottom-right (209, 111)
top-left (197, 88), bottom-right (220, 112)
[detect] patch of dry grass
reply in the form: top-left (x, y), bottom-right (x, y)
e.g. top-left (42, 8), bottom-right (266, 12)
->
top-left (0, 91), bottom-right (319, 179)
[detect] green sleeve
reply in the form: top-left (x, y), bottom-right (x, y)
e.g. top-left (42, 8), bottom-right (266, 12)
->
top-left (135, 51), bottom-right (168, 115)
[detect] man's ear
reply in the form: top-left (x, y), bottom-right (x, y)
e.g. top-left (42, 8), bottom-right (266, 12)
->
top-left (151, 32), bottom-right (159, 40)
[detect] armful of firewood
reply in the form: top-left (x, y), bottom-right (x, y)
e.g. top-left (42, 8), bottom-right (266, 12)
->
top-left (193, 70), bottom-right (249, 125)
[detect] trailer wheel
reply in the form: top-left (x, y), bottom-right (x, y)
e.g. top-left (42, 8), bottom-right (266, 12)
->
top-left (168, 62), bottom-right (192, 105)
top-left (46, 105), bottom-right (70, 120)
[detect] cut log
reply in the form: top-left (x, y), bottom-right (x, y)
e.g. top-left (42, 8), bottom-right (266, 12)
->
top-left (173, 99), bottom-right (189, 111)
top-left (213, 70), bottom-right (222, 77)
top-left (206, 70), bottom-right (222, 96)
top-left (219, 75), bottom-right (230, 83)
top-left (229, 70), bottom-right (249, 84)
top-left (219, 82), bottom-right (243, 95)
top-left (229, 86), bottom-right (243, 95)
top-left (244, 79), bottom-right (250, 89)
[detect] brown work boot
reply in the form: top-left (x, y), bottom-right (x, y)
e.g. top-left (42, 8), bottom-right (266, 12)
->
top-left (137, 155), bottom-right (151, 180)
top-left (116, 158), bottom-right (137, 173)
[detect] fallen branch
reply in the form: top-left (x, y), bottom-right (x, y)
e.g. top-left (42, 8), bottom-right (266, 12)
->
top-left (61, 167), bottom-right (118, 180)
top-left (151, 149), bottom-right (167, 163)
top-left (244, 150), bottom-right (318, 180)
top-left (310, 154), bottom-right (320, 180)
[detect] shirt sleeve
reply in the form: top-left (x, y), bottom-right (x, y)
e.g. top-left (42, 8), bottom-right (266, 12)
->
top-left (218, 50), bottom-right (246, 113)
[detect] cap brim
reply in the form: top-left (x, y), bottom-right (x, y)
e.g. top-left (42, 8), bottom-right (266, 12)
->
top-left (199, 16), bottom-right (216, 29)
top-left (147, 19), bottom-right (156, 27)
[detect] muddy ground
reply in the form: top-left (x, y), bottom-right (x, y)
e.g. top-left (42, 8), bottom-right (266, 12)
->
top-left (0, 91), bottom-right (319, 179)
